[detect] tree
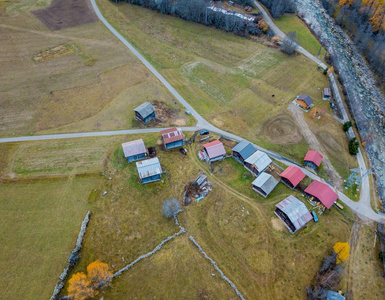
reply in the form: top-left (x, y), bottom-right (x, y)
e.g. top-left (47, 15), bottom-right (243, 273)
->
top-left (343, 120), bottom-right (352, 132)
top-left (68, 261), bottom-right (112, 300)
top-left (348, 137), bottom-right (360, 155)
top-left (281, 31), bottom-right (299, 55)
top-left (162, 198), bottom-right (182, 218)
top-left (333, 242), bottom-right (350, 264)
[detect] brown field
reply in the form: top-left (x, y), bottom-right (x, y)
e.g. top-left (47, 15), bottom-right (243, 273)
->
top-left (32, 0), bottom-right (98, 31)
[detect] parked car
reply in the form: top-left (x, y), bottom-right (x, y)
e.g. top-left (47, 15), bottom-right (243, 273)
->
top-left (200, 130), bottom-right (209, 136)
top-left (311, 211), bottom-right (319, 222)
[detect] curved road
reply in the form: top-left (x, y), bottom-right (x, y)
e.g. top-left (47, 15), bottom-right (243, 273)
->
top-left (0, 0), bottom-right (382, 222)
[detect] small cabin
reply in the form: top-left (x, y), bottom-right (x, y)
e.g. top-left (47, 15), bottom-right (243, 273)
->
top-left (251, 172), bottom-right (279, 198)
top-left (296, 94), bottom-right (314, 110)
top-left (323, 88), bottom-right (331, 101)
top-left (232, 140), bottom-right (257, 164)
top-left (121, 139), bottom-right (147, 163)
top-left (203, 140), bottom-right (226, 163)
top-left (280, 165), bottom-right (306, 190)
top-left (274, 195), bottom-right (313, 234)
top-left (134, 102), bottom-right (155, 123)
top-left (160, 127), bottom-right (185, 150)
top-left (304, 180), bottom-right (338, 209)
top-left (244, 150), bottom-right (272, 176)
top-left (136, 157), bottom-right (162, 184)
top-left (304, 150), bottom-right (323, 169)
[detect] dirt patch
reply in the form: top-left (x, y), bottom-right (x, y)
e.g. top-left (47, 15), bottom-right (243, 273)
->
top-left (32, 0), bottom-right (98, 31)
top-left (261, 114), bottom-right (303, 145)
top-left (153, 101), bottom-right (177, 123)
top-left (33, 43), bottom-right (74, 62)
top-left (271, 217), bottom-right (285, 231)
top-left (219, 137), bottom-right (237, 149)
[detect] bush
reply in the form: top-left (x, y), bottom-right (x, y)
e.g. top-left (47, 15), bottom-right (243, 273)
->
top-left (379, 251), bottom-right (385, 262)
top-left (343, 121), bottom-right (352, 132)
top-left (348, 138), bottom-right (360, 155)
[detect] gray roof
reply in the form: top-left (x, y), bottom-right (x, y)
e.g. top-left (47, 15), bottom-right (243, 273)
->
top-left (122, 139), bottom-right (146, 157)
top-left (323, 88), bottom-right (331, 97)
top-left (298, 94), bottom-right (314, 106)
top-left (327, 291), bottom-right (345, 300)
top-left (245, 150), bottom-right (272, 172)
top-left (134, 102), bottom-right (155, 119)
top-left (275, 195), bottom-right (312, 232)
top-left (252, 172), bottom-right (279, 196)
top-left (136, 157), bottom-right (162, 179)
top-left (232, 140), bottom-right (257, 160)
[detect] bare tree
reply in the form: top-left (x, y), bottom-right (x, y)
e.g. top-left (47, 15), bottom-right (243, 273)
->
top-left (162, 198), bottom-right (182, 218)
top-left (281, 31), bottom-right (299, 55)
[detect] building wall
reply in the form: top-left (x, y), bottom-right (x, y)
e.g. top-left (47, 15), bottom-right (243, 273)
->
top-left (127, 152), bottom-right (147, 163)
top-left (209, 155), bottom-right (224, 163)
top-left (165, 139), bottom-right (184, 149)
top-left (304, 161), bottom-right (318, 169)
top-left (144, 112), bottom-right (156, 123)
top-left (281, 177), bottom-right (295, 189)
top-left (141, 174), bottom-right (161, 184)
top-left (233, 151), bottom-right (244, 163)
top-left (245, 163), bottom-right (261, 175)
top-left (296, 99), bottom-right (309, 108)
top-left (252, 185), bottom-right (267, 198)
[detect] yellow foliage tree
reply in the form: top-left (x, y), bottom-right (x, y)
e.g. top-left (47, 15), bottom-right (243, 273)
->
top-left (68, 261), bottom-right (113, 300)
top-left (333, 242), bottom-right (350, 264)
top-left (339, 0), bottom-right (353, 6)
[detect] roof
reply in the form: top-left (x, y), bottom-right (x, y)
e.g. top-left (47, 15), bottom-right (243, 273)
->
top-left (305, 180), bottom-right (338, 209)
top-left (232, 140), bottom-right (257, 160)
top-left (323, 88), bottom-right (331, 97)
top-left (327, 291), bottom-right (345, 300)
top-left (297, 94), bottom-right (314, 106)
top-left (136, 157), bottom-right (162, 179)
top-left (245, 150), bottom-right (272, 172)
top-left (121, 139), bottom-right (146, 158)
top-left (304, 150), bottom-right (323, 166)
top-left (160, 127), bottom-right (185, 144)
top-left (275, 195), bottom-right (312, 231)
top-left (280, 165), bottom-right (306, 187)
top-left (134, 102), bottom-right (155, 118)
top-left (203, 140), bottom-right (226, 159)
top-left (252, 172), bottom-right (279, 195)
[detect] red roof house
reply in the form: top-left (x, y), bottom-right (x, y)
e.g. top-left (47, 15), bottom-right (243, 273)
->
top-left (304, 150), bottom-right (323, 169)
top-left (160, 127), bottom-right (185, 149)
top-left (280, 165), bottom-right (306, 189)
top-left (203, 140), bottom-right (226, 163)
top-left (305, 180), bottom-right (338, 209)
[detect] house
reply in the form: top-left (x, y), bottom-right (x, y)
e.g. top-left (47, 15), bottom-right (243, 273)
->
top-left (136, 157), bottom-right (162, 184)
top-left (296, 94), bottom-right (314, 110)
top-left (280, 165), bottom-right (306, 189)
top-left (251, 172), bottom-right (279, 198)
top-left (274, 195), bottom-right (313, 234)
top-left (232, 140), bottom-right (257, 164)
top-left (326, 291), bottom-right (345, 300)
top-left (304, 180), bottom-right (338, 209)
top-left (203, 140), bottom-right (226, 163)
top-left (160, 127), bottom-right (185, 149)
top-left (134, 102), bottom-right (155, 123)
top-left (323, 88), bottom-right (331, 101)
top-left (121, 139), bottom-right (147, 163)
top-left (304, 150), bottom-right (323, 169)
top-left (244, 150), bottom-right (272, 176)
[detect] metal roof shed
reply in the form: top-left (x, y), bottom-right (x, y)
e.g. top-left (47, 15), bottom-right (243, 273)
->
top-left (232, 140), bottom-right (257, 163)
top-left (298, 94), bottom-right (314, 106)
top-left (252, 172), bottom-right (279, 198)
top-left (280, 165), bottom-right (306, 189)
top-left (121, 139), bottom-right (147, 162)
top-left (160, 127), bottom-right (185, 149)
top-left (134, 102), bottom-right (155, 123)
top-left (245, 150), bottom-right (272, 175)
top-left (203, 140), bottom-right (226, 163)
top-left (136, 157), bottom-right (162, 184)
top-left (274, 195), bottom-right (312, 233)
top-left (305, 180), bottom-right (338, 209)
top-left (304, 150), bottom-right (323, 169)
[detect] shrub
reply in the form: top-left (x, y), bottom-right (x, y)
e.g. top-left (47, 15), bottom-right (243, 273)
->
top-left (343, 121), bottom-right (352, 132)
top-left (348, 138), bottom-right (360, 155)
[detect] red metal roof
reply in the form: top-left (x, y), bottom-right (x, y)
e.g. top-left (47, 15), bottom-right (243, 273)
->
top-left (203, 140), bottom-right (226, 159)
top-left (305, 180), bottom-right (338, 209)
top-left (304, 150), bottom-right (323, 166)
top-left (160, 127), bottom-right (185, 144)
top-left (280, 165), bottom-right (305, 187)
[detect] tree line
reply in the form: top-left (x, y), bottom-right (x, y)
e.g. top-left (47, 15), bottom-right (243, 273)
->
top-left (320, 0), bottom-right (385, 84)
top-left (112, 0), bottom-right (265, 36)
top-left (258, 0), bottom-right (296, 18)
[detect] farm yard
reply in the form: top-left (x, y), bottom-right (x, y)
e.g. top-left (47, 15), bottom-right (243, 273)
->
top-left (1, 0), bottom-right (385, 299)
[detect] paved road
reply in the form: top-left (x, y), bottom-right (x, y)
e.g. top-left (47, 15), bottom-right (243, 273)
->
top-left (1, 0), bottom-right (382, 222)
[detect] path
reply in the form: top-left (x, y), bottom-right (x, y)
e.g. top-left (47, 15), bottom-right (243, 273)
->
top-left (288, 103), bottom-right (343, 189)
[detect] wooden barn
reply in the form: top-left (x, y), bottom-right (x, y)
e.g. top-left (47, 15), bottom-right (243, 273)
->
top-left (160, 127), bottom-right (185, 150)
top-left (134, 102), bottom-right (155, 123)
top-left (274, 195), bottom-right (313, 234)
top-left (232, 140), bottom-right (257, 164)
top-left (203, 140), bottom-right (226, 163)
top-left (245, 150), bottom-right (272, 176)
top-left (121, 139), bottom-right (147, 163)
top-left (304, 150), bottom-right (323, 169)
top-left (304, 180), bottom-right (338, 209)
top-left (280, 165), bottom-right (306, 189)
top-left (252, 172), bottom-right (279, 198)
top-left (136, 157), bottom-right (162, 184)
top-left (323, 88), bottom-right (331, 101)
top-left (296, 94), bottom-right (314, 110)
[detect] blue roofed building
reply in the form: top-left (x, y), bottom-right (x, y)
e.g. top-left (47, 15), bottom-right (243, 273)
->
top-left (136, 157), bottom-right (163, 184)
top-left (122, 139), bottom-right (147, 163)
top-left (232, 140), bottom-right (257, 164)
top-left (134, 102), bottom-right (156, 123)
